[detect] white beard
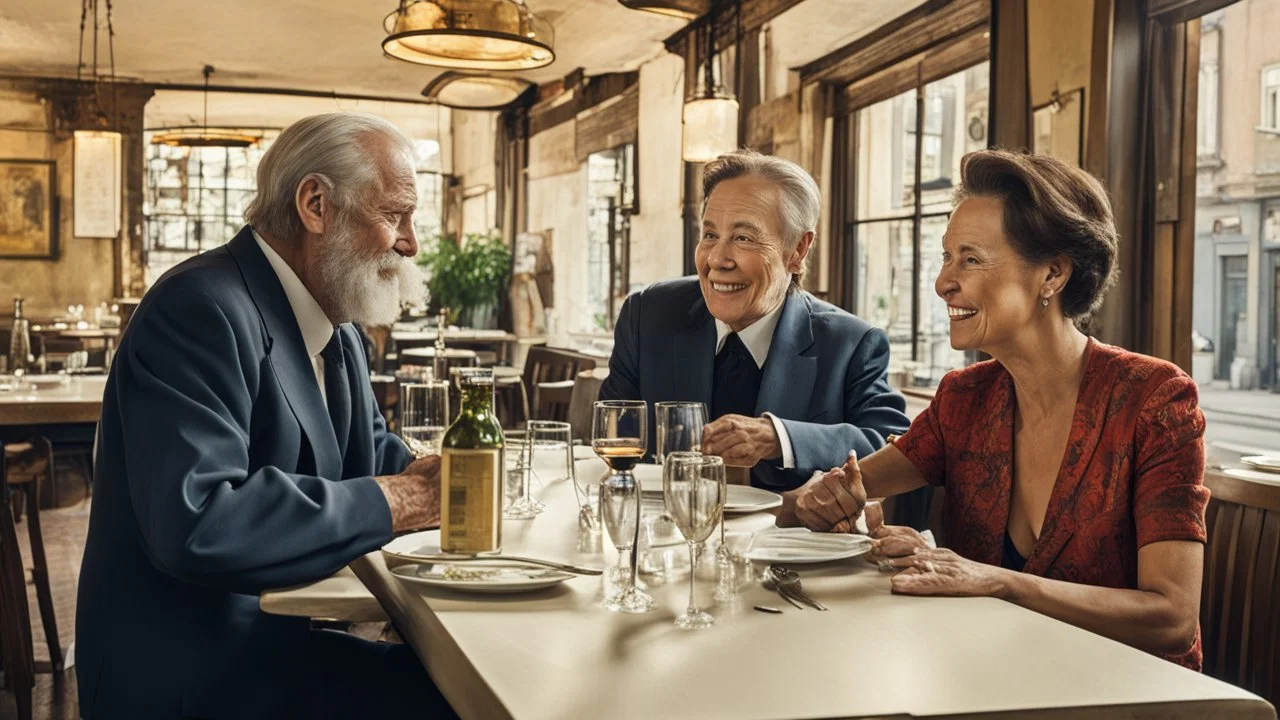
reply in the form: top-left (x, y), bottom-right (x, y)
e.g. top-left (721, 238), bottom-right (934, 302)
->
top-left (315, 221), bottom-right (426, 327)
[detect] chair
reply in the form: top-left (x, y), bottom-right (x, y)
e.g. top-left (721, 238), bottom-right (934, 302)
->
top-left (520, 346), bottom-right (598, 424)
top-left (1200, 468), bottom-right (1280, 705)
top-left (3, 439), bottom-right (63, 673)
top-left (566, 367), bottom-right (609, 442)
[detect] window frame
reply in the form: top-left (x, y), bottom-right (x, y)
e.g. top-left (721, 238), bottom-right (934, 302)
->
top-left (1261, 63), bottom-right (1280, 132)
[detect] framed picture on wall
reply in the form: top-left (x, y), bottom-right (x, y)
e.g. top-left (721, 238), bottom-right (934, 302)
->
top-left (1033, 88), bottom-right (1085, 168)
top-left (73, 130), bottom-right (123, 238)
top-left (0, 159), bottom-right (58, 260)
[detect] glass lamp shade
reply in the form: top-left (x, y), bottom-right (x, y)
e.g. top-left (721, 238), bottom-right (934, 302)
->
top-left (422, 72), bottom-right (532, 109)
top-left (616, 0), bottom-right (708, 20)
top-left (383, 0), bottom-right (555, 71)
top-left (681, 95), bottom-right (739, 163)
top-left (149, 128), bottom-right (260, 148)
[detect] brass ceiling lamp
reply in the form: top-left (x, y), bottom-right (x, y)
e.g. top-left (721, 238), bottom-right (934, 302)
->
top-left (382, 0), bottom-right (555, 71)
top-left (150, 66), bottom-right (260, 147)
top-left (681, 2), bottom-right (738, 163)
top-left (422, 71), bottom-right (533, 110)
top-left (616, 0), bottom-right (708, 21)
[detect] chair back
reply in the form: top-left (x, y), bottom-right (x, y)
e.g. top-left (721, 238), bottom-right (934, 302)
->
top-left (567, 367), bottom-right (609, 442)
top-left (521, 346), bottom-right (598, 423)
top-left (1201, 469), bottom-right (1280, 704)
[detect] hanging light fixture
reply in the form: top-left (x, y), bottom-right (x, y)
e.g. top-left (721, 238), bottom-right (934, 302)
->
top-left (150, 66), bottom-right (261, 147)
top-left (422, 71), bottom-right (533, 110)
top-left (681, 4), bottom-right (738, 163)
top-left (616, 0), bottom-right (708, 21)
top-left (382, 0), bottom-right (555, 71)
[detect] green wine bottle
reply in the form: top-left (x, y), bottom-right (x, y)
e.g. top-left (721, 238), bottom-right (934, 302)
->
top-left (440, 368), bottom-right (505, 554)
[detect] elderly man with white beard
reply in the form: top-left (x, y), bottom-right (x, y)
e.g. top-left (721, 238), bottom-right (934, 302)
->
top-left (75, 113), bottom-right (457, 719)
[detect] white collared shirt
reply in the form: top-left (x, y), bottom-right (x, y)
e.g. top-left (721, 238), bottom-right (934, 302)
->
top-left (712, 301), bottom-right (796, 469)
top-left (252, 229), bottom-right (335, 403)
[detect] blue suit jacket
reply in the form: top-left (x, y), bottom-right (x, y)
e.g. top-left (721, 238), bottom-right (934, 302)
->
top-left (76, 227), bottom-right (411, 719)
top-left (600, 277), bottom-right (909, 490)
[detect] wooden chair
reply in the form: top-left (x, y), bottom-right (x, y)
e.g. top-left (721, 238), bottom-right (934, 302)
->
top-left (1201, 468), bottom-right (1280, 705)
top-left (520, 346), bottom-right (598, 424)
top-left (566, 367), bottom-right (609, 442)
top-left (3, 438), bottom-right (63, 673)
top-left (0, 446), bottom-right (36, 720)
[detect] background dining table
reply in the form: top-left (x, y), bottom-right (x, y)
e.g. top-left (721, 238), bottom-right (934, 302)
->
top-left (0, 376), bottom-right (107, 429)
top-left (261, 453), bottom-right (1276, 720)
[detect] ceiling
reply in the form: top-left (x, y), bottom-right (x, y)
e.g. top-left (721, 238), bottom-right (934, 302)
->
top-left (1, 0), bottom-right (931, 126)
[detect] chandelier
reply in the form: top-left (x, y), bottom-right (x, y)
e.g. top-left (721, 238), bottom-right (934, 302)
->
top-left (382, 0), bottom-right (555, 71)
top-left (422, 72), bottom-right (533, 110)
top-left (149, 66), bottom-right (261, 148)
top-left (681, 5), bottom-right (738, 163)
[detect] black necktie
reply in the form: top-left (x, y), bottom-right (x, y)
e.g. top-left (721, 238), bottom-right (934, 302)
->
top-left (322, 329), bottom-right (352, 459)
top-left (711, 332), bottom-right (763, 421)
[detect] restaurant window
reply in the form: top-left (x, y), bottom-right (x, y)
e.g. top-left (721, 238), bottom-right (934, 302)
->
top-left (585, 143), bottom-right (637, 333)
top-left (849, 62), bottom-right (988, 388)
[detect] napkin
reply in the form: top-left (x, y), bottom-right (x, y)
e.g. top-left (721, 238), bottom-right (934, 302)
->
top-left (746, 527), bottom-right (873, 561)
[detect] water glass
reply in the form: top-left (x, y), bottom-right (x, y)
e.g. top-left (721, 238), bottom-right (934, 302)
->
top-left (593, 400), bottom-right (654, 614)
top-left (655, 401), bottom-right (706, 464)
top-left (664, 452), bottom-right (725, 629)
top-left (400, 381), bottom-right (449, 456)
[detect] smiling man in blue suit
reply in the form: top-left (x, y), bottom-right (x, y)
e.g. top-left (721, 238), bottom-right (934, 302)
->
top-left (601, 150), bottom-right (909, 492)
top-left (76, 114), bottom-right (454, 719)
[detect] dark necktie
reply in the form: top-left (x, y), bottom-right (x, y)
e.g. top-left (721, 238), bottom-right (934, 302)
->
top-left (711, 332), bottom-right (763, 421)
top-left (322, 329), bottom-right (352, 459)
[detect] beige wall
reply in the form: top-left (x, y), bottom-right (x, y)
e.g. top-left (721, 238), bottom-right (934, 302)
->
top-left (630, 51), bottom-right (686, 287)
top-left (1027, 0), bottom-right (1095, 148)
top-left (0, 85), bottom-right (117, 320)
top-left (451, 110), bottom-right (498, 237)
top-left (526, 167), bottom-right (588, 335)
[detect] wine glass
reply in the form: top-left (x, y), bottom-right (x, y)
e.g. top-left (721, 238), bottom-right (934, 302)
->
top-left (664, 452), bottom-right (726, 629)
top-left (655, 401), bottom-right (706, 464)
top-left (592, 400), bottom-right (653, 614)
top-left (399, 381), bottom-right (450, 456)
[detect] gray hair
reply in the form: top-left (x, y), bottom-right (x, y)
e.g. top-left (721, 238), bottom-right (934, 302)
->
top-left (245, 112), bottom-right (415, 241)
top-left (701, 149), bottom-right (821, 287)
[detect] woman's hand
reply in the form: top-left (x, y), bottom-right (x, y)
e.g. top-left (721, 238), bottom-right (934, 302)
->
top-left (780, 454), bottom-right (867, 533)
top-left (865, 525), bottom-right (932, 566)
top-left (889, 548), bottom-right (1012, 598)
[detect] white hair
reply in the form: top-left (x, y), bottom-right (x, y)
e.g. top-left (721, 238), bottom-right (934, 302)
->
top-left (245, 112), bottom-right (415, 241)
top-left (701, 149), bottom-right (821, 286)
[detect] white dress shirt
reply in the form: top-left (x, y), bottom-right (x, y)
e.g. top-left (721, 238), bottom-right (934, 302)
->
top-left (252, 229), bottom-right (335, 403)
top-left (713, 301), bottom-right (797, 469)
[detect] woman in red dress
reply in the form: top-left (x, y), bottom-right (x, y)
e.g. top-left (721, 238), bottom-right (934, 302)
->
top-left (779, 149), bottom-right (1208, 670)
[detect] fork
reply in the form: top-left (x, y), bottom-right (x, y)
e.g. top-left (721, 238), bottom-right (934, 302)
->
top-left (768, 566), bottom-right (828, 611)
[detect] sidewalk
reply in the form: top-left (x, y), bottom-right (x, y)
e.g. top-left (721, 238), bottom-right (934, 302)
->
top-left (1197, 385), bottom-right (1280, 424)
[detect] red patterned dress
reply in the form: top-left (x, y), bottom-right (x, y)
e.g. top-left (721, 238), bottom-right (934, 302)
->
top-left (892, 338), bottom-right (1209, 670)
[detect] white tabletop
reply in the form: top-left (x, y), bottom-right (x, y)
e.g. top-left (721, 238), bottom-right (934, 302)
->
top-left (391, 329), bottom-right (517, 343)
top-left (262, 458), bottom-right (1273, 720)
top-left (0, 375), bottom-right (107, 426)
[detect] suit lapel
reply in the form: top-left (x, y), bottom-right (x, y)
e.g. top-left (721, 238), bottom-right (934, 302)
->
top-left (755, 292), bottom-right (816, 421)
top-left (226, 227), bottom-right (343, 481)
top-left (667, 294), bottom-right (716, 409)
top-left (330, 327), bottom-right (354, 463)
top-left (1025, 340), bottom-right (1107, 575)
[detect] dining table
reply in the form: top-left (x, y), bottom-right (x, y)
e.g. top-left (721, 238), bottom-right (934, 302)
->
top-left (261, 453), bottom-right (1276, 720)
top-left (0, 376), bottom-right (108, 428)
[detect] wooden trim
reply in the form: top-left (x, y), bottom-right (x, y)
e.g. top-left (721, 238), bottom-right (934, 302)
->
top-left (839, 26), bottom-right (990, 115)
top-left (1152, 223), bottom-right (1175, 361)
top-left (529, 72), bottom-right (638, 137)
top-left (664, 0), bottom-right (806, 62)
top-left (1205, 468), bottom-right (1280, 514)
top-left (1174, 19), bottom-right (1200, 371)
top-left (1148, 0), bottom-right (1235, 23)
top-left (988, 0), bottom-right (1030, 150)
top-left (574, 85), bottom-right (640, 162)
top-left (799, 0), bottom-right (989, 87)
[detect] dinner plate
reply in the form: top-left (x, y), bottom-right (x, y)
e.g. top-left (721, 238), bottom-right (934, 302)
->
top-left (390, 562), bottom-right (573, 594)
top-left (1223, 467), bottom-right (1280, 486)
top-left (634, 468), bottom-right (783, 515)
top-left (1240, 456), bottom-right (1280, 474)
top-left (745, 527), bottom-right (873, 564)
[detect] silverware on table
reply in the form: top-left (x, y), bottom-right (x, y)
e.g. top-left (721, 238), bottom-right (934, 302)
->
top-left (761, 569), bottom-right (804, 609)
top-left (406, 554), bottom-right (603, 576)
top-left (768, 565), bottom-right (828, 611)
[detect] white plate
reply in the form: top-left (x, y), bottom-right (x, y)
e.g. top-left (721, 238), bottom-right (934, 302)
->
top-left (745, 527), bottom-right (873, 564)
top-left (1240, 456), bottom-right (1280, 474)
top-left (1223, 467), bottom-right (1280, 486)
top-left (634, 469), bottom-right (783, 515)
top-left (390, 562), bottom-right (573, 594)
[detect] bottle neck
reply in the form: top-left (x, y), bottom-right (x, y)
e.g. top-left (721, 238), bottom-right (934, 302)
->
top-left (457, 383), bottom-right (496, 421)
top-left (12, 298), bottom-right (23, 320)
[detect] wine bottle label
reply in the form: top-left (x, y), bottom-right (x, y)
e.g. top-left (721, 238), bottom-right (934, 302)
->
top-left (441, 448), bottom-right (502, 554)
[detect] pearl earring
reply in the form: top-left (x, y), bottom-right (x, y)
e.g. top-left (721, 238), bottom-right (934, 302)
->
top-left (1041, 297), bottom-right (1050, 307)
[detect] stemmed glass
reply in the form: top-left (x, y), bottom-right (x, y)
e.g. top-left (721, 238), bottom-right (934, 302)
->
top-left (593, 400), bottom-right (654, 613)
top-left (664, 452), bottom-right (726, 629)
top-left (399, 381), bottom-right (450, 457)
top-left (655, 402), bottom-right (706, 463)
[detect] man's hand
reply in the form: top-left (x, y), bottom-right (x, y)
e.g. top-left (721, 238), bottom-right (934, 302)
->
top-left (376, 454), bottom-right (441, 532)
top-left (701, 414), bottom-right (781, 468)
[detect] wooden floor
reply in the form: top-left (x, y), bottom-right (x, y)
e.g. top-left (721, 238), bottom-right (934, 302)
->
top-left (0, 500), bottom-right (89, 720)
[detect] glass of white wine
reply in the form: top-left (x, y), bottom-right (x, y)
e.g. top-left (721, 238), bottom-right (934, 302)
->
top-left (664, 452), bottom-right (725, 629)
top-left (400, 381), bottom-right (450, 456)
top-left (592, 400), bottom-right (653, 614)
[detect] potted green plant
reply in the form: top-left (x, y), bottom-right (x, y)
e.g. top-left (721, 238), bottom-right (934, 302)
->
top-left (417, 231), bottom-right (512, 329)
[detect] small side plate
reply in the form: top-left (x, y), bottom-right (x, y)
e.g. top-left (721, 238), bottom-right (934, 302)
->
top-left (390, 562), bottom-right (573, 594)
